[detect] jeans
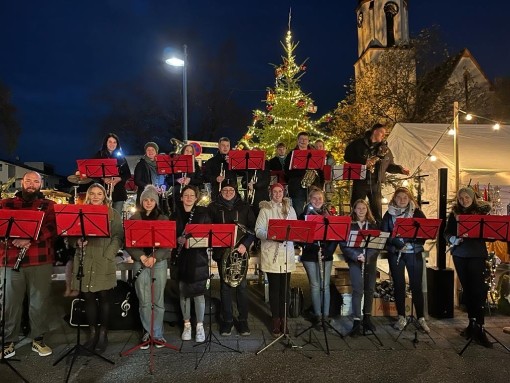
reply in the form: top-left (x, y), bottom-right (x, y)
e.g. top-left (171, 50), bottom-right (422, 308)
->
top-left (218, 267), bottom-right (248, 322)
top-left (303, 260), bottom-right (332, 317)
top-left (112, 200), bottom-right (125, 217)
top-left (134, 260), bottom-right (168, 338)
top-left (347, 254), bottom-right (378, 318)
top-left (387, 252), bottom-right (424, 318)
top-left (179, 282), bottom-right (206, 323)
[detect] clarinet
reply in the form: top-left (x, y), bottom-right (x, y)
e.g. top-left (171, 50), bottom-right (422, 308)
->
top-left (172, 206), bottom-right (196, 264)
top-left (12, 247), bottom-right (28, 272)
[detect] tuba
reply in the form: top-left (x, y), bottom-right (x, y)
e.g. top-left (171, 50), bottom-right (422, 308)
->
top-left (221, 223), bottom-right (253, 287)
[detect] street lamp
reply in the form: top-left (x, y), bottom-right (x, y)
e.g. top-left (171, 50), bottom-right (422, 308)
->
top-left (166, 44), bottom-right (188, 143)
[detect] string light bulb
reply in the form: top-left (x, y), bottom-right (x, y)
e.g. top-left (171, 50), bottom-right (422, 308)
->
top-left (429, 155), bottom-right (437, 162)
top-left (465, 113), bottom-right (473, 121)
top-left (493, 123), bottom-right (501, 130)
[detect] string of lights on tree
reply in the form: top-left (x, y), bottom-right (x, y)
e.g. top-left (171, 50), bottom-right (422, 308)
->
top-left (236, 28), bottom-right (337, 157)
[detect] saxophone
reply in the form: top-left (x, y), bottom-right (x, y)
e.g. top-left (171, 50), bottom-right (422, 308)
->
top-left (301, 170), bottom-right (318, 188)
top-left (366, 140), bottom-right (389, 173)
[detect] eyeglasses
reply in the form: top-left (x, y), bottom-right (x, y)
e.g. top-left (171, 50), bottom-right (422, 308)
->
top-left (182, 194), bottom-right (196, 198)
top-left (221, 189), bottom-right (235, 194)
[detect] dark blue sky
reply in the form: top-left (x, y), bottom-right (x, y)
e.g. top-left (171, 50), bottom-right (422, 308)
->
top-left (1, 1), bottom-right (509, 175)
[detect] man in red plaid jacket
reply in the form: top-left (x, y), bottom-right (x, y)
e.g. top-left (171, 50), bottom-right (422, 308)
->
top-left (0, 171), bottom-right (57, 359)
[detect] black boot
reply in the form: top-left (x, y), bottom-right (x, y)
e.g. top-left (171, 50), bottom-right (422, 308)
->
top-left (363, 314), bottom-right (376, 332)
top-left (83, 325), bottom-right (98, 350)
top-left (95, 326), bottom-right (108, 353)
top-left (473, 323), bottom-right (493, 348)
top-left (350, 319), bottom-right (362, 337)
top-left (460, 318), bottom-right (476, 339)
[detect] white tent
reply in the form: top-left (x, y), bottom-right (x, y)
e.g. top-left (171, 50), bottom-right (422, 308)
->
top-left (385, 122), bottom-right (510, 221)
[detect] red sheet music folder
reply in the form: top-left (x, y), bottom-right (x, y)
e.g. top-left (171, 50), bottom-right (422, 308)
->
top-left (289, 150), bottom-right (326, 170)
top-left (0, 210), bottom-right (45, 240)
top-left (346, 230), bottom-right (390, 249)
top-left (457, 215), bottom-right (510, 240)
top-left (184, 223), bottom-right (237, 248)
top-left (392, 218), bottom-right (443, 240)
top-left (267, 219), bottom-right (317, 243)
top-left (332, 163), bottom-right (366, 181)
top-left (77, 159), bottom-right (119, 178)
top-left (305, 215), bottom-right (351, 241)
top-left (228, 150), bottom-right (266, 170)
top-left (54, 204), bottom-right (110, 237)
top-left (124, 220), bottom-right (177, 248)
top-left (155, 154), bottom-right (195, 175)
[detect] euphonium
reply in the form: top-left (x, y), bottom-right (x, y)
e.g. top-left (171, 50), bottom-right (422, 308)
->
top-left (247, 170), bottom-right (258, 206)
top-left (221, 225), bottom-right (252, 287)
top-left (301, 170), bottom-right (318, 189)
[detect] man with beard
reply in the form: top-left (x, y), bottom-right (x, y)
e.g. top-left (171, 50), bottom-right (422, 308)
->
top-left (0, 171), bottom-right (57, 359)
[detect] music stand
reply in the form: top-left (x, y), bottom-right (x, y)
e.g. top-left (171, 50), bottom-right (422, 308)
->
top-left (455, 215), bottom-right (510, 355)
top-left (155, 154), bottom-right (195, 210)
top-left (344, 229), bottom-right (389, 346)
top-left (228, 150), bottom-right (266, 204)
top-left (52, 204), bottom-right (114, 383)
top-left (0, 209), bottom-right (44, 383)
top-left (256, 219), bottom-right (316, 357)
top-left (332, 163), bottom-right (366, 211)
top-left (296, 215), bottom-right (351, 354)
top-left (121, 220), bottom-right (178, 374)
top-left (392, 217), bottom-right (441, 346)
top-left (77, 158), bottom-right (119, 201)
top-left (183, 223), bottom-right (240, 369)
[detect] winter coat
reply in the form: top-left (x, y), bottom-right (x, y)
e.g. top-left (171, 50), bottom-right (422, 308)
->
top-left (170, 204), bottom-right (211, 297)
top-left (126, 210), bottom-right (171, 262)
top-left (203, 152), bottom-right (236, 201)
top-left (339, 221), bottom-right (380, 263)
top-left (207, 194), bottom-right (256, 262)
top-left (71, 207), bottom-right (123, 292)
top-left (255, 198), bottom-right (297, 273)
top-left (94, 149), bottom-right (131, 203)
top-left (381, 203), bottom-right (426, 254)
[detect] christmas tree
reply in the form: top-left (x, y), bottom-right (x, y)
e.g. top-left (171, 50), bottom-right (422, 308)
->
top-left (237, 27), bottom-right (336, 157)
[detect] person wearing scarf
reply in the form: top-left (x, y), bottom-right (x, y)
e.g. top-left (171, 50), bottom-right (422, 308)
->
top-left (134, 141), bottom-right (166, 208)
top-left (444, 187), bottom-right (492, 348)
top-left (381, 187), bottom-right (430, 333)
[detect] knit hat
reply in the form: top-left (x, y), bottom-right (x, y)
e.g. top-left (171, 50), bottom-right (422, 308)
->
top-left (270, 183), bottom-right (284, 193)
top-left (219, 178), bottom-right (237, 191)
top-left (140, 185), bottom-right (160, 204)
top-left (144, 142), bottom-right (159, 153)
top-left (457, 187), bottom-right (475, 201)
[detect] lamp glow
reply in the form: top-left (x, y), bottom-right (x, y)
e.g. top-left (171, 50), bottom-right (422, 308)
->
top-left (465, 113), bottom-right (473, 121)
top-left (429, 155), bottom-right (437, 162)
top-left (493, 123), bottom-right (501, 130)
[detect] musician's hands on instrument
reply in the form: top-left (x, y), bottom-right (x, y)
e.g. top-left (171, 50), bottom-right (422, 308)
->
top-left (177, 236), bottom-right (187, 246)
top-left (237, 244), bottom-right (247, 255)
top-left (216, 175), bottom-right (225, 183)
top-left (357, 254), bottom-right (366, 263)
top-left (247, 182), bottom-right (254, 191)
top-left (178, 177), bottom-right (191, 186)
top-left (12, 239), bottom-right (30, 249)
top-left (141, 254), bottom-right (156, 268)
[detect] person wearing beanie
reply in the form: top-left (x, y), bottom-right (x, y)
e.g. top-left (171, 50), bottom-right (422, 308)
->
top-left (126, 184), bottom-right (171, 349)
top-left (207, 177), bottom-right (256, 336)
top-left (134, 141), bottom-right (166, 208)
top-left (255, 182), bottom-right (297, 337)
top-left (444, 186), bottom-right (493, 348)
top-left (381, 187), bottom-right (430, 334)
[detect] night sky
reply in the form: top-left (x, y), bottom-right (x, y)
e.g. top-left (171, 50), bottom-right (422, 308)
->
top-left (1, 1), bottom-right (509, 176)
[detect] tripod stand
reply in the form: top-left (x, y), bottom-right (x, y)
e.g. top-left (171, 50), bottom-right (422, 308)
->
top-left (188, 225), bottom-right (241, 369)
top-left (52, 204), bottom-right (114, 382)
top-left (121, 220), bottom-right (179, 374)
top-left (256, 219), bottom-right (316, 357)
top-left (0, 209), bottom-right (44, 383)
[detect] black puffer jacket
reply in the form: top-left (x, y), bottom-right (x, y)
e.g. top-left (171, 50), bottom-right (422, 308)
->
top-left (207, 194), bottom-right (256, 262)
top-left (170, 204), bottom-right (211, 297)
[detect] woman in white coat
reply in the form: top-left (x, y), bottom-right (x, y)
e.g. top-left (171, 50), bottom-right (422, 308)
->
top-left (255, 183), bottom-right (297, 337)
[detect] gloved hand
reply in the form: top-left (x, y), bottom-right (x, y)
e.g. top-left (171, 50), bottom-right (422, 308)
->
top-left (449, 236), bottom-right (462, 246)
top-left (393, 238), bottom-right (405, 250)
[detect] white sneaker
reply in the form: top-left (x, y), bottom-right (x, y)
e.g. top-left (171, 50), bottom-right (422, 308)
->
top-left (195, 323), bottom-right (205, 343)
top-left (182, 323), bottom-right (192, 341)
top-left (418, 317), bottom-right (431, 333)
top-left (394, 315), bottom-right (407, 331)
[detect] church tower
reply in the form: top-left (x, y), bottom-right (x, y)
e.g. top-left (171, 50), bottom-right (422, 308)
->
top-left (354, 0), bottom-right (410, 79)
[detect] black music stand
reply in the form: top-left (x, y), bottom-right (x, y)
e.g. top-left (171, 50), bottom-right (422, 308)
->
top-left (0, 209), bottom-right (44, 383)
top-left (392, 218), bottom-right (441, 346)
top-left (52, 204), bottom-right (114, 383)
top-left (155, 154), bottom-right (195, 211)
top-left (332, 163), bottom-right (366, 210)
top-left (256, 219), bottom-right (317, 357)
top-left (182, 223), bottom-right (240, 369)
top-left (456, 215), bottom-right (510, 355)
top-left (121, 220), bottom-right (179, 373)
top-left (344, 229), bottom-right (389, 346)
top-left (296, 215), bottom-right (351, 354)
top-left (228, 150), bottom-right (266, 204)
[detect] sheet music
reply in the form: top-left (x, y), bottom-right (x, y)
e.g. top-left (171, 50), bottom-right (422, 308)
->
top-left (347, 230), bottom-right (390, 249)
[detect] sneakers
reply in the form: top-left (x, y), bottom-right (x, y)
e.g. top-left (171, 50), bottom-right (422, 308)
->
top-left (196, 323), bottom-right (205, 343)
top-left (140, 331), bottom-right (150, 350)
top-left (394, 315), bottom-right (407, 331)
top-left (220, 321), bottom-right (233, 336)
top-left (182, 323), bottom-right (192, 341)
top-left (32, 338), bottom-right (52, 357)
top-left (363, 314), bottom-right (376, 332)
top-left (2, 342), bottom-right (15, 359)
top-left (238, 320), bottom-right (251, 336)
top-left (154, 337), bottom-right (166, 348)
top-left (503, 327), bottom-right (510, 335)
top-left (418, 317), bottom-right (431, 334)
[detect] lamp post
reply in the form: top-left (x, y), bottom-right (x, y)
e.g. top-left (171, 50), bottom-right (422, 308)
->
top-left (453, 101), bottom-right (460, 192)
top-left (166, 44), bottom-right (188, 143)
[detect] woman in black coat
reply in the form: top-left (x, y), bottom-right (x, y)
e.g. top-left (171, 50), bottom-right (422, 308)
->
top-left (170, 185), bottom-right (211, 343)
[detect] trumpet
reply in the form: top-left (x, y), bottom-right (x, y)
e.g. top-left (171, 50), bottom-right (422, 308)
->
top-left (107, 177), bottom-right (114, 200)
top-left (247, 170), bottom-right (258, 206)
top-left (13, 247), bottom-right (28, 272)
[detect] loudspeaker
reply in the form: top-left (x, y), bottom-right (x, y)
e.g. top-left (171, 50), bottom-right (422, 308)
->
top-left (427, 267), bottom-right (454, 318)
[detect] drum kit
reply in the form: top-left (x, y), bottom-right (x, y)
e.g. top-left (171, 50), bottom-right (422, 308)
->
top-left (66, 173), bottom-right (93, 204)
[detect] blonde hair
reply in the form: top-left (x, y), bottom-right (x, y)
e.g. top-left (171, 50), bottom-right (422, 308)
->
top-left (85, 183), bottom-right (111, 206)
top-left (307, 187), bottom-right (324, 201)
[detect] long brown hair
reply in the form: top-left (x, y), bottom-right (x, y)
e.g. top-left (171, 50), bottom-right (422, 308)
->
top-left (350, 199), bottom-right (376, 224)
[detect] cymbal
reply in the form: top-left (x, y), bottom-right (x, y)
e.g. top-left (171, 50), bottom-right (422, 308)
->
top-left (67, 175), bottom-right (93, 184)
top-left (41, 189), bottom-right (72, 198)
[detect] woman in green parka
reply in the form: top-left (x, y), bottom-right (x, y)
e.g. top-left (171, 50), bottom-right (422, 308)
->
top-left (72, 183), bottom-right (123, 352)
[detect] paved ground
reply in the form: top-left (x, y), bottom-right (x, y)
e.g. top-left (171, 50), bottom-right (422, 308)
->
top-left (2, 269), bottom-right (510, 383)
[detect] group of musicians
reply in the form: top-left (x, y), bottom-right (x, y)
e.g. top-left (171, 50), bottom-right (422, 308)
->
top-left (0, 124), bottom-right (498, 360)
